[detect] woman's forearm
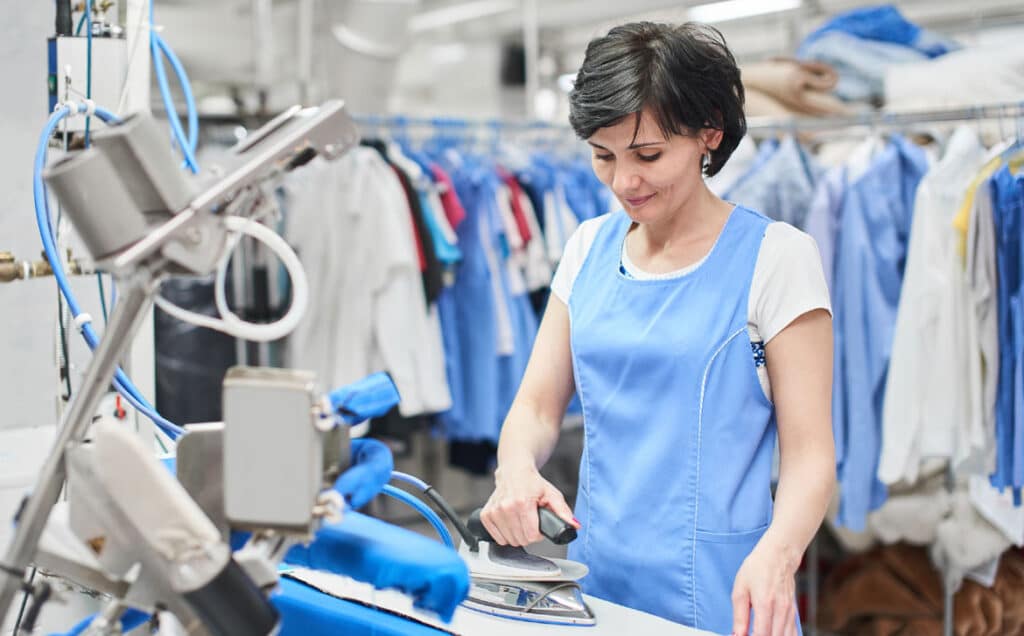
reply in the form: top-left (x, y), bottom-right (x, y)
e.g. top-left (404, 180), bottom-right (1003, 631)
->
top-left (495, 398), bottom-right (563, 477)
top-left (760, 309), bottom-right (836, 571)
top-left (762, 452), bottom-right (835, 571)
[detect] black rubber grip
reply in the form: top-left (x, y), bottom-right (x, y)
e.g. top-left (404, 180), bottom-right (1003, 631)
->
top-left (538, 507), bottom-right (577, 545)
top-left (467, 508), bottom-right (490, 542)
top-left (468, 507), bottom-right (577, 545)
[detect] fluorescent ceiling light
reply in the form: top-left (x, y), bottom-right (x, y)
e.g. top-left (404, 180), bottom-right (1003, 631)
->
top-left (688, 0), bottom-right (802, 24)
top-left (408, 0), bottom-right (518, 33)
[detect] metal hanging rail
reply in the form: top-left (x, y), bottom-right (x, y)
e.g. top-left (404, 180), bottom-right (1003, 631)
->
top-left (352, 113), bottom-right (571, 132)
top-left (747, 100), bottom-right (1024, 132)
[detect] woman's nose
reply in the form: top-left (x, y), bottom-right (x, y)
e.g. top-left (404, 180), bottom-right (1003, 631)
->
top-left (612, 165), bottom-right (641, 194)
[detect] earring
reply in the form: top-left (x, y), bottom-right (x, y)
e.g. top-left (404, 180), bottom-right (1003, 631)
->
top-left (701, 151), bottom-right (711, 174)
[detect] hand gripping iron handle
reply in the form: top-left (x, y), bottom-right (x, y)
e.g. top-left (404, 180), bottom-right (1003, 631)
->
top-left (467, 506), bottom-right (577, 546)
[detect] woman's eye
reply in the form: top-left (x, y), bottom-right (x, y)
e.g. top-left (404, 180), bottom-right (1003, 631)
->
top-left (637, 152), bottom-right (662, 162)
top-left (594, 154), bottom-right (614, 162)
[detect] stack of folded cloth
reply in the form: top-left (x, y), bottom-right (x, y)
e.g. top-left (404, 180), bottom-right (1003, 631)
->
top-left (795, 4), bottom-right (959, 107)
top-left (742, 58), bottom-right (848, 118)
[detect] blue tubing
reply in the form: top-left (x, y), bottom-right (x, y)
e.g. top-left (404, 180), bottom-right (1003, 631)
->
top-left (34, 105), bottom-right (184, 439)
top-left (380, 484), bottom-right (454, 548)
top-left (391, 471), bottom-right (430, 491)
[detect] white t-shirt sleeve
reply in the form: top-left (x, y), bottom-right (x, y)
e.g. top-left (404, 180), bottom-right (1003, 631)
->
top-left (748, 222), bottom-right (832, 344)
top-left (550, 215), bottom-right (612, 304)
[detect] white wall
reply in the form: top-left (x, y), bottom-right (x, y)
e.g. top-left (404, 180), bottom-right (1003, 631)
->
top-left (0, 5), bottom-right (89, 434)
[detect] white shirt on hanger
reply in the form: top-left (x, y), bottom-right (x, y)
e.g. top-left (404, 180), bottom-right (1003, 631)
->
top-left (879, 126), bottom-right (987, 486)
top-left (517, 188), bottom-right (554, 292)
top-left (964, 142), bottom-right (1014, 477)
top-left (494, 184), bottom-right (528, 298)
top-left (284, 147), bottom-right (451, 418)
top-left (477, 196), bottom-right (516, 356)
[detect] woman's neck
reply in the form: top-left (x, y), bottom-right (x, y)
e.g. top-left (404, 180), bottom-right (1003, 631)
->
top-left (634, 184), bottom-right (732, 252)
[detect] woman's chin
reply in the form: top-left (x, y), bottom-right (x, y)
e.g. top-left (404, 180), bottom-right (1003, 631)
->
top-left (623, 206), bottom-right (659, 225)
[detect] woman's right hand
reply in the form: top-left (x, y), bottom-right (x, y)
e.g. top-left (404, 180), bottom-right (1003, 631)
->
top-left (480, 465), bottom-right (579, 547)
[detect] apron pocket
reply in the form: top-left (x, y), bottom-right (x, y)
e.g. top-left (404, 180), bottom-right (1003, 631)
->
top-left (692, 524), bottom-right (768, 634)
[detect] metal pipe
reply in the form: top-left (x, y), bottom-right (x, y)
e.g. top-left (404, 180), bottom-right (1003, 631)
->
top-left (0, 251), bottom-right (89, 283)
top-left (521, 0), bottom-right (540, 119)
top-left (0, 276), bottom-right (156, 620)
top-left (747, 100), bottom-right (1024, 132)
top-left (297, 0), bottom-right (315, 105)
top-left (252, 0), bottom-right (274, 93)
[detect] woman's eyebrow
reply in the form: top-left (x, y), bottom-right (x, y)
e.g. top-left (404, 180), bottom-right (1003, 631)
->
top-left (628, 141), bottom-right (664, 149)
top-left (587, 140), bottom-right (664, 150)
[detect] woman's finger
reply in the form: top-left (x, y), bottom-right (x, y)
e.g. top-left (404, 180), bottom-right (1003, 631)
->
top-left (731, 583), bottom-right (751, 636)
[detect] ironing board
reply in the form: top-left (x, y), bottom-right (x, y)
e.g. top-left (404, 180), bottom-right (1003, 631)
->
top-left (285, 567), bottom-right (718, 636)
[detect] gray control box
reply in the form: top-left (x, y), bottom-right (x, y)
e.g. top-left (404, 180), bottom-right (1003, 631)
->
top-left (222, 367), bottom-right (323, 534)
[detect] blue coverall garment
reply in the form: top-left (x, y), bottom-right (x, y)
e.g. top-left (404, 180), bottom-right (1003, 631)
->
top-left (566, 206), bottom-right (798, 633)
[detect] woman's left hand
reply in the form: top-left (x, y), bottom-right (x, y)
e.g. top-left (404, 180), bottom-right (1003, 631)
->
top-left (730, 536), bottom-right (800, 636)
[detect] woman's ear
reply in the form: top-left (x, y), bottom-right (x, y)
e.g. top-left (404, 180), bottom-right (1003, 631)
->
top-left (701, 127), bottom-right (724, 152)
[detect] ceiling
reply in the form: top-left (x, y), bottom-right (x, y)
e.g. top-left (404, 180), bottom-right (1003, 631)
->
top-left (153, 0), bottom-right (1024, 116)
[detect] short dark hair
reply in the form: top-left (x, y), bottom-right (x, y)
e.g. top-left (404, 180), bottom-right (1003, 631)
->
top-left (568, 21), bottom-right (746, 177)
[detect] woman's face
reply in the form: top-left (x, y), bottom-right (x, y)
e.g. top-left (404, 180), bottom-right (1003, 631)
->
top-left (588, 108), bottom-right (714, 225)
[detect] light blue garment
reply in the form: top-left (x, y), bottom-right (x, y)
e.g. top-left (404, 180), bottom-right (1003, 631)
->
top-left (435, 158), bottom-right (500, 442)
top-left (724, 139), bottom-right (779, 203)
top-left (563, 160), bottom-right (612, 222)
top-left (434, 154), bottom-right (538, 443)
top-left (566, 206), bottom-right (798, 633)
top-left (804, 166), bottom-right (847, 296)
top-left (832, 137), bottom-right (929, 529)
top-left (798, 5), bottom-right (958, 59)
top-left (497, 290), bottom-right (538, 439)
top-left (990, 167), bottom-right (1024, 504)
top-left (798, 31), bottom-right (929, 102)
top-left (417, 191), bottom-right (462, 265)
top-left (724, 136), bottom-right (822, 230)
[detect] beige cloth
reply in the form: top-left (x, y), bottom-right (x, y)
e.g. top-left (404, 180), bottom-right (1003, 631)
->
top-left (742, 58), bottom-right (848, 117)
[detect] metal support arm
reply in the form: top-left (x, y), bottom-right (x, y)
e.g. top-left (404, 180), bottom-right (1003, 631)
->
top-left (0, 274), bottom-right (156, 620)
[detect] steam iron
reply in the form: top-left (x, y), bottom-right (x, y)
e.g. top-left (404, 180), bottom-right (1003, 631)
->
top-left (458, 507), bottom-right (596, 626)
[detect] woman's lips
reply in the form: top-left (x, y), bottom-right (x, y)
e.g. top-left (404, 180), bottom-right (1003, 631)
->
top-left (625, 194), bottom-right (655, 207)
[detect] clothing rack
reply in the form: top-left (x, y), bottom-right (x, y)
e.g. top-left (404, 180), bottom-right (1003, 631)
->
top-left (746, 100), bottom-right (1024, 133)
top-left (747, 101), bottom-right (1023, 636)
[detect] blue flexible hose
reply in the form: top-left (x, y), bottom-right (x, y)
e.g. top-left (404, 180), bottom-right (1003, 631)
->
top-left (34, 105), bottom-right (184, 439)
top-left (390, 470), bottom-right (430, 491)
top-left (154, 34), bottom-right (199, 158)
top-left (380, 484), bottom-right (454, 548)
top-left (149, 3), bottom-right (199, 173)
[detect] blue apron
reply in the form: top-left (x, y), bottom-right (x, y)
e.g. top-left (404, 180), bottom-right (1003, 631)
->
top-left (567, 206), bottom-right (795, 633)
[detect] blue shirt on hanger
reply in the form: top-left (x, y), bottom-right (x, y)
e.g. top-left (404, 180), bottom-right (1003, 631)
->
top-left (989, 166), bottom-right (1024, 504)
top-left (723, 138), bottom-right (780, 200)
top-left (833, 135), bottom-right (929, 530)
top-left (723, 136), bottom-right (822, 230)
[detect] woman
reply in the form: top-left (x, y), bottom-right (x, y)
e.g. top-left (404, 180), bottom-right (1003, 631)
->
top-left (480, 22), bottom-right (835, 636)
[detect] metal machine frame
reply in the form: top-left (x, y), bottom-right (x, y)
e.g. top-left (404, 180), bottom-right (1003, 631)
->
top-left (0, 100), bottom-right (360, 628)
